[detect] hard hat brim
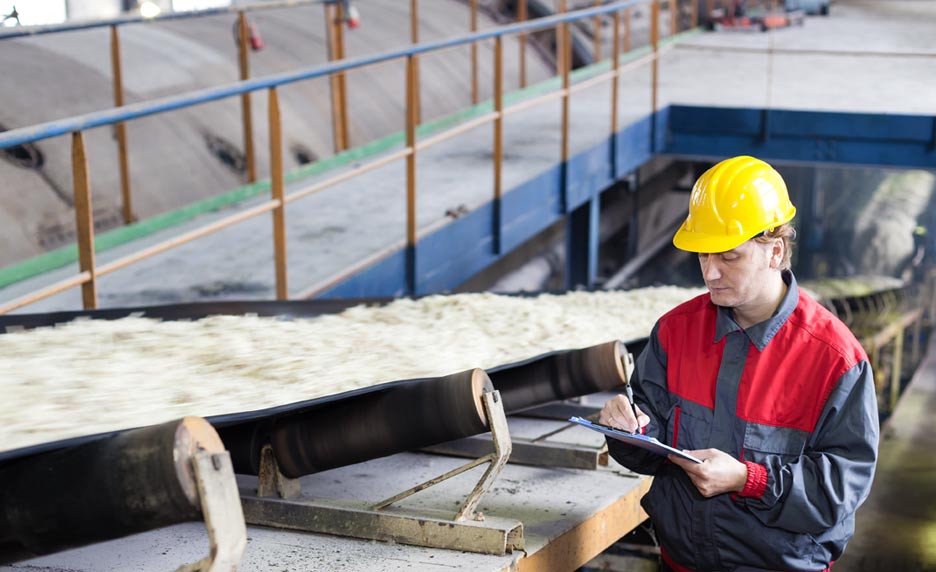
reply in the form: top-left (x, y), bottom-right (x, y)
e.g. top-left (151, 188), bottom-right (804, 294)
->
top-left (672, 227), bottom-right (753, 254)
top-left (672, 208), bottom-right (796, 254)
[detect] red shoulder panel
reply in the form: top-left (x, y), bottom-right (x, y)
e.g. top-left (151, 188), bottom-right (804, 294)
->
top-left (658, 294), bottom-right (720, 410)
top-left (737, 289), bottom-right (867, 431)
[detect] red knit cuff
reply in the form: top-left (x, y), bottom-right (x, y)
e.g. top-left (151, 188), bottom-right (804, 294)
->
top-left (739, 461), bottom-right (767, 498)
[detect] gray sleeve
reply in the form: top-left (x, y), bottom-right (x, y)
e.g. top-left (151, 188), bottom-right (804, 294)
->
top-left (742, 360), bottom-right (879, 534)
top-left (606, 323), bottom-right (671, 475)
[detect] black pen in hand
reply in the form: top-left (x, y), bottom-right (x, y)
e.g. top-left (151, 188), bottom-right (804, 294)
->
top-left (624, 380), bottom-right (644, 434)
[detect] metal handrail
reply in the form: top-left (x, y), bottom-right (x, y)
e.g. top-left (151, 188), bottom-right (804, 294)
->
top-left (0, 0), bottom-right (649, 150)
top-left (0, 0), bottom-right (669, 315)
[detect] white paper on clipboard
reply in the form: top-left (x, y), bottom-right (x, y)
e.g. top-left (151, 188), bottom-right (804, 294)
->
top-left (569, 416), bottom-right (703, 464)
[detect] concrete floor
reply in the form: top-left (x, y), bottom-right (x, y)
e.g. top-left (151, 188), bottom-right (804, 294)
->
top-left (836, 335), bottom-right (936, 572)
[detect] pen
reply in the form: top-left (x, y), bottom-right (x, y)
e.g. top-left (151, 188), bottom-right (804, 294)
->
top-left (624, 380), bottom-right (644, 434)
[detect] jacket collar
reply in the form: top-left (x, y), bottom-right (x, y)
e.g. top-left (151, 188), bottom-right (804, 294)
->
top-left (713, 270), bottom-right (798, 351)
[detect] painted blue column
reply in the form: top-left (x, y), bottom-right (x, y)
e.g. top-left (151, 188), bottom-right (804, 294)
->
top-left (565, 195), bottom-right (600, 289)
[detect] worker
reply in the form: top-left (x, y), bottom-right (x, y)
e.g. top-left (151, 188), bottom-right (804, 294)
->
top-left (600, 156), bottom-right (878, 572)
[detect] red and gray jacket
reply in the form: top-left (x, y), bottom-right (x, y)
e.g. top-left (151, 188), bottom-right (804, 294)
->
top-left (608, 272), bottom-right (879, 572)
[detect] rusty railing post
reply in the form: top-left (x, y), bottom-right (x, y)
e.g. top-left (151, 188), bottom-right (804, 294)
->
top-left (410, 0), bottom-right (421, 125)
top-left (237, 11), bottom-right (257, 182)
top-left (890, 329), bottom-right (904, 412)
top-left (268, 87), bottom-right (288, 300)
top-left (72, 132), bottom-right (98, 310)
top-left (560, 0), bottom-right (570, 212)
top-left (555, 0), bottom-right (566, 76)
top-left (471, 0), bottom-right (479, 104)
top-left (493, 34), bottom-right (504, 254)
top-left (325, 2), bottom-right (350, 152)
top-left (405, 54), bottom-right (418, 294)
top-left (670, 0), bottom-right (678, 36)
top-left (518, 0), bottom-right (528, 88)
top-left (624, 6), bottom-right (631, 52)
top-left (593, 0), bottom-right (602, 62)
top-left (110, 25), bottom-right (135, 224)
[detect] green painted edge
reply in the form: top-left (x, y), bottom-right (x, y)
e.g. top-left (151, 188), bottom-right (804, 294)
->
top-left (0, 27), bottom-right (702, 290)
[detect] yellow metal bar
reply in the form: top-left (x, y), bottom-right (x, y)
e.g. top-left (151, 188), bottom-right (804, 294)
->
top-left (518, 0), bottom-right (528, 88)
top-left (325, 4), bottom-right (348, 152)
top-left (285, 148), bottom-right (412, 205)
top-left (406, 55), bottom-right (418, 251)
top-left (110, 25), bottom-right (134, 225)
top-left (670, 0), bottom-right (678, 36)
top-left (502, 88), bottom-right (567, 117)
top-left (269, 87), bottom-right (288, 300)
top-left (560, 0), bottom-right (570, 167)
top-left (0, 272), bottom-right (92, 315)
top-left (555, 0), bottom-right (566, 76)
top-left (71, 131), bottom-right (98, 310)
top-left (691, 0), bottom-right (698, 28)
top-left (416, 112), bottom-right (498, 152)
top-left (97, 200), bottom-right (280, 277)
top-left (471, 0), bottom-right (479, 105)
top-left (411, 0), bottom-right (421, 125)
top-left (624, 7), bottom-right (631, 52)
top-left (569, 68), bottom-right (617, 94)
top-left (334, 0), bottom-right (350, 149)
top-left (593, 0), bottom-right (602, 62)
top-left (298, 239), bottom-right (406, 300)
top-left (237, 11), bottom-right (257, 182)
top-left (890, 327), bottom-right (904, 412)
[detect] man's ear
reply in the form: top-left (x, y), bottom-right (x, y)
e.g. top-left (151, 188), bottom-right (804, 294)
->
top-left (769, 239), bottom-right (784, 269)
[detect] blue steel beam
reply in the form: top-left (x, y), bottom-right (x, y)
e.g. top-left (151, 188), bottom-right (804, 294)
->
top-left (664, 106), bottom-right (936, 169)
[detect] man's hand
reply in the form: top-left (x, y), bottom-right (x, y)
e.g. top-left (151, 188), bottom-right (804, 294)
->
top-left (599, 395), bottom-right (650, 433)
top-left (668, 448), bottom-right (748, 498)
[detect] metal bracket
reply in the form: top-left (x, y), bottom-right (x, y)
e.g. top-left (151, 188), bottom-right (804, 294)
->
top-left (424, 352), bottom-right (634, 471)
top-left (176, 451), bottom-right (247, 572)
top-left (239, 390), bottom-right (524, 555)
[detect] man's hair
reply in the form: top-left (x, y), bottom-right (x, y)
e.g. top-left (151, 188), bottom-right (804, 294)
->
top-left (753, 223), bottom-right (796, 271)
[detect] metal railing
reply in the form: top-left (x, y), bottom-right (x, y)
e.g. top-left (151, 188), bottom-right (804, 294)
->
top-left (0, 0), bottom-right (684, 315)
top-left (2, 0), bottom-right (676, 227)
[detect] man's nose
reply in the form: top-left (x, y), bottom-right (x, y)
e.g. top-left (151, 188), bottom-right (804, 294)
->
top-left (702, 257), bottom-right (721, 281)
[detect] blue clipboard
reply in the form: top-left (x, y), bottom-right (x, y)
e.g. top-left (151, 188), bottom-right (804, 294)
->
top-left (569, 416), bottom-right (703, 464)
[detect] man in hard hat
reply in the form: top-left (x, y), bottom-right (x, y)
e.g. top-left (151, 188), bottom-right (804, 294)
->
top-left (600, 156), bottom-right (878, 572)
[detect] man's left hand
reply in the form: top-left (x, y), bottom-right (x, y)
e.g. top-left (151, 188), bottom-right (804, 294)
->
top-left (668, 448), bottom-right (748, 498)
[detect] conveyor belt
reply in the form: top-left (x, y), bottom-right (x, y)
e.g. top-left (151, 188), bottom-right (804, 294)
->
top-left (0, 299), bottom-right (640, 472)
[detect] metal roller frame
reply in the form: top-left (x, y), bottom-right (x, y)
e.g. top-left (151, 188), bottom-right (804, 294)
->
top-left (239, 389), bottom-right (524, 556)
top-left (0, 417), bottom-right (246, 571)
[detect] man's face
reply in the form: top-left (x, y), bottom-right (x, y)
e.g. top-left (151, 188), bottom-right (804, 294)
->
top-left (698, 239), bottom-right (778, 309)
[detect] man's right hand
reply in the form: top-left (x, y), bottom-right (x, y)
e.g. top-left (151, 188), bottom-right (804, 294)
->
top-left (599, 395), bottom-right (650, 433)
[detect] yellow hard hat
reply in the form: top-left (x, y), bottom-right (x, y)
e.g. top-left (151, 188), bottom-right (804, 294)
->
top-left (672, 156), bottom-right (796, 253)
